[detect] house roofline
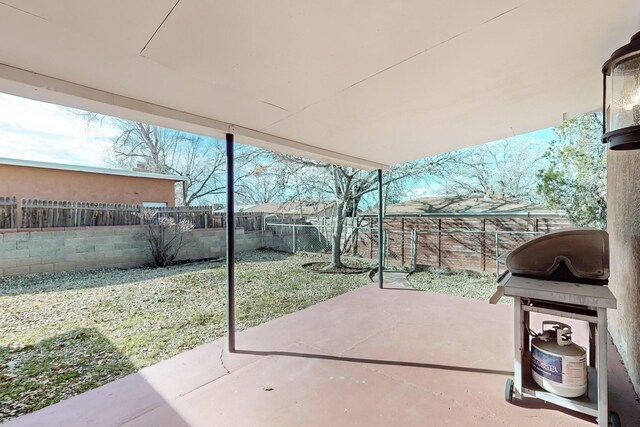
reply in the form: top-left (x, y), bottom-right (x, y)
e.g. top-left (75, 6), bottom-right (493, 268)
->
top-left (0, 157), bottom-right (186, 181)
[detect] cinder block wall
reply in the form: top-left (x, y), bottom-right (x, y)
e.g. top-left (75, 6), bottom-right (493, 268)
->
top-left (0, 227), bottom-right (262, 277)
top-left (607, 149), bottom-right (640, 395)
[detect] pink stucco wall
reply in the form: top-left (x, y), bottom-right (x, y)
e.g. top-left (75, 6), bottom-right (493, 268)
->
top-left (0, 164), bottom-right (177, 206)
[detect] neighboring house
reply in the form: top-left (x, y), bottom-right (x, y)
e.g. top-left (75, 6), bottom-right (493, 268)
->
top-left (244, 201), bottom-right (336, 219)
top-left (0, 157), bottom-right (185, 207)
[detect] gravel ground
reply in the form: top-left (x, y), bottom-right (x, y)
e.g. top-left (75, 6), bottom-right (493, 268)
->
top-left (0, 250), bottom-right (373, 422)
top-left (408, 267), bottom-right (509, 303)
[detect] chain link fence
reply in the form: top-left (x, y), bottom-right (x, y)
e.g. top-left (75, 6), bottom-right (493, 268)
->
top-left (263, 222), bottom-right (380, 259)
top-left (263, 222), bottom-right (543, 276)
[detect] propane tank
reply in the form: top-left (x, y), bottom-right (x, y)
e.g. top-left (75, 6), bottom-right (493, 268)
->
top-left (531, 321), bottom-right (587, 398)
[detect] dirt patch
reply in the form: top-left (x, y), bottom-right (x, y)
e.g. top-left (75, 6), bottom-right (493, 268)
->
top-left (408, 267), bottom-right (508, 303)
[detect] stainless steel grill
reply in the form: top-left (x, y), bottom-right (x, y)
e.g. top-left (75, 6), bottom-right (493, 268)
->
top-left (506, 228), bottom-right (609, 285)
top-left (492, 228), bottom-right (620, 427)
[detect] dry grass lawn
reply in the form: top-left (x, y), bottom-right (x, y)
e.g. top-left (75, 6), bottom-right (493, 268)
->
top-left (0, 250), bottom-right (373, 422)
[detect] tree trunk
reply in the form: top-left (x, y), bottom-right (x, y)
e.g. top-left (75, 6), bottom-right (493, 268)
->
top-left (327, 211), bottom-right (345, 269)
top-left (350, 217), bottom-right (362, 256)
top-left (324, 166), bottom-right (354, 270)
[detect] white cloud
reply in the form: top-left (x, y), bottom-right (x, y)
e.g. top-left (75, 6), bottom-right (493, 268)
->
top-left (0, 93), bottom-right (119, 166)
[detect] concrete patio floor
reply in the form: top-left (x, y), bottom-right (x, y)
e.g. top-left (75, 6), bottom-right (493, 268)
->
top-left (6, 280), bottom-right (640, 427)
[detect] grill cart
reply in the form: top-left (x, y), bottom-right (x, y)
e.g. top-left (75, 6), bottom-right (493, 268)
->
top-left (491, 229), bottom-right (620, 427)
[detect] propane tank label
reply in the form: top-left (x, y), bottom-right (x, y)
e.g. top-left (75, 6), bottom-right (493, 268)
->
top-left (532, 347), bottom-right (562, 383)
top-left (531, 345), bottom-right (587, 387)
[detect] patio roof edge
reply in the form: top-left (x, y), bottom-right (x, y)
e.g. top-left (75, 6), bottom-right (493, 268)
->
top-left (0, 63), bottom-right (390, 171)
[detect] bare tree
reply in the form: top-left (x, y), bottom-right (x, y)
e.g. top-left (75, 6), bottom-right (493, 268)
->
top-left (283, 162), bottom-right (333, 217)
top-left (80, 112), bottom-right (263, 206)
top-left (273, 154), bottom-right (455, 269)
top-left (102, 120), bottom-right (228, 205)
top-left (235, 160), bottom-right (287, 206)
top-left (430, 139), bottom-right (546, 201)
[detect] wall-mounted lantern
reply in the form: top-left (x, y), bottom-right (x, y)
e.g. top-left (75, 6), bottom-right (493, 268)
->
top-left (602, 32), bottom-right (640, 150)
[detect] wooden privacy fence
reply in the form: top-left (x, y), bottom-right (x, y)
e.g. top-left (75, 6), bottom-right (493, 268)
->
top-left (0, 196), bottom-right (17, 228)
top-left (353, 216), bottom-right (572, 276)
top-left (21, 200), bottom-right (142, 228)
top-left (15, 199), bottom-right (264, 230)
top-left (149, 208), bottom-right (264, 231)
top-left (146, 206), bottom-right (217, 229)
top-left (404, 228), bottom-right (543, 277)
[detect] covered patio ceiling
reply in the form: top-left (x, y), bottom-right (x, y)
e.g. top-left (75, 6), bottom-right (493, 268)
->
top-left (0, 1), bottom-right (639, 169)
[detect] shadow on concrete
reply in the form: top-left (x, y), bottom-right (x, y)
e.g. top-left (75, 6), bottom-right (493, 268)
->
top-left (234, 349), bottom-right (514, 376)
top-left (380, 286), bottom-right (424, 292)
top-left (511, 396), bottom-right (596, 423)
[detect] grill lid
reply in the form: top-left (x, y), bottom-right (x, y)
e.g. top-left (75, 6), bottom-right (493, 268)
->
top-left (506, 228), bottom-right (609, 284)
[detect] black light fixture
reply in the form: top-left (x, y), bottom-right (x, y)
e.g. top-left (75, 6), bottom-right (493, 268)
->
top-left (602, 32), bottom-right (640, 150)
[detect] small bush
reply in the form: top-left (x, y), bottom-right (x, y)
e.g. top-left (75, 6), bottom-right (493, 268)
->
top-left (139, 209), bottom-right (194, 267)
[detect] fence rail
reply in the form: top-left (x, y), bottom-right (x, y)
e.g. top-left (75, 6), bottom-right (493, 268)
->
top-left (0, 196), bottom-right (17, 228)
top-left (3, 198), bottom-right (265, 230)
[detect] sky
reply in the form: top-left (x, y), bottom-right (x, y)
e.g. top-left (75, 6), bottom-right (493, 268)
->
top-left (0, 91), bottom-right (556, 178)
top-left (0, 92), bottom-right (117, 166)
top-left (403, 127), bottom-right (555, 199)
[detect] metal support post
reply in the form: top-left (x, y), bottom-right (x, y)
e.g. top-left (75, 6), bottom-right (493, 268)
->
top-left (377, 169), bottom-right (384, 288)
top-left (513, 296), bottom-right (523, 399)
top-left (596, 307), bottom-right (608, 426)
top-left (401, 218), bottom-right (405, 266)
top-left (384, 229), bottom-right (389, 269)
top-left (437, 219), bottom-right (442, 267)
top-left (589, 323), bottom-right (596, 368)
top-left (225, 133), bottom-right (236, 352)
top-left (292, 225), bottom-right (297, 253)
top-left (495, 232), bottom-right (500, 278)
top-left (411, 229), bottom-right (418, 271)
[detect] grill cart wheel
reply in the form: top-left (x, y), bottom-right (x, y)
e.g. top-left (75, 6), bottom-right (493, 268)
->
top-left (504, 378), bottom-right (514, 403)
top-left (609, 411), bottom-right (621, 427)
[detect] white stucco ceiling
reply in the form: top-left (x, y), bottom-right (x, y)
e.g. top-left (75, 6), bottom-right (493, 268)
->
top-left (0, 0), bottom-right (638, 169)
